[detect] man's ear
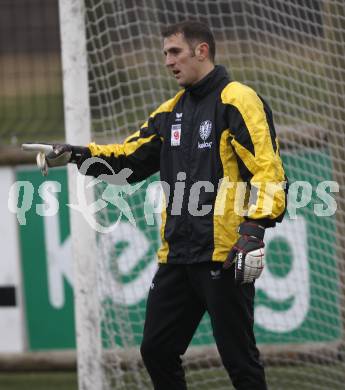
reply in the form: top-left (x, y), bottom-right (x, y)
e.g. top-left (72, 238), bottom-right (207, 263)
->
top-left (195, 42), bottom-right (210, 61)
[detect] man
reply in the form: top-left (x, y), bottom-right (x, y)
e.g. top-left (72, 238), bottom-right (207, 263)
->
top-left (26, 21), bottom-right (287, 390)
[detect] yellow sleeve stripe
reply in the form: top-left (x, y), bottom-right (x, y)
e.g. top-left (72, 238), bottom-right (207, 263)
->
top-left (221, 81), bottom-right (275, 161)
top-left (222, 82), bottom-right (286, 220)
top-left (231, 138), bottom-right (286, 220)
top-left (230, 137), bottom-right (285, 182)
top-left (222, 81), bottom-right (285, 181)
top-left (230, 138), bottom-right (257, 173)
top-left (88, 134), bottom-right (156, 158)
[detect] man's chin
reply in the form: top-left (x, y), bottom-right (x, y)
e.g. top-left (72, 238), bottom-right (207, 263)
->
top-left (176, 79), bottom-right (188, 88)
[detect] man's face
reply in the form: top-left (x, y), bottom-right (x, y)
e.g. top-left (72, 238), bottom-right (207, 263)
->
top-left (163, 33), bottom-right (202, 87)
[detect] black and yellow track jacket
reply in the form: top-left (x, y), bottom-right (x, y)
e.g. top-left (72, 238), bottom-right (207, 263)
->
top-left (82, 65), bottom-right (287, 264)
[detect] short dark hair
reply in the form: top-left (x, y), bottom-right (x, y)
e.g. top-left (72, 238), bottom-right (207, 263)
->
top-left (161, 21), bottom-right (216, 63)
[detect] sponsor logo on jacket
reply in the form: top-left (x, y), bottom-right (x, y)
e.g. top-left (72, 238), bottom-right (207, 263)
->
top-left (198, 120), bottom-right (212, 149)
top-left (171, 124), bottom-right (181, 146)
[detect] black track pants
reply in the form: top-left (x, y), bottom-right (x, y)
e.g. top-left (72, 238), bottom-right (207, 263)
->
top-left (140, 262), bottom-right (267, 390)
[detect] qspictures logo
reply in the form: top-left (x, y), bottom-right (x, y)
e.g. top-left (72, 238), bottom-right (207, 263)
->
top-left (8, 158), bottom-right (339, 233)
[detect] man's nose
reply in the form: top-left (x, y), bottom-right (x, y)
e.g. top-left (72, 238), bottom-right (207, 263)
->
top-left (165, 54), bottom-right (174, 67)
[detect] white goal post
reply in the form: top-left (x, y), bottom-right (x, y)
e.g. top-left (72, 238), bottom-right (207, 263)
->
top-left (58, 0), bottom-right (102, 389)
top-left (58, 1), bottom-right (345, 389)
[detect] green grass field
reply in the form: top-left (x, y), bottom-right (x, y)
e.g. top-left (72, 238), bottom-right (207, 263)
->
top-left (0, 372), bottom-right (77, 390)
top-left (1, 364), bottom-right (344, 390)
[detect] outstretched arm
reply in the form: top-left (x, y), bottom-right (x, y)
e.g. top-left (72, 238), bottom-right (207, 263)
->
top-left (22, 114), bottom-right (162, 183)
top-left (23, 91), bottom-right (185, 182)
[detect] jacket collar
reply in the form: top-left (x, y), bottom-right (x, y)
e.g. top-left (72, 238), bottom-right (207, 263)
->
top-left (186, 65), bottom-right (230, 98)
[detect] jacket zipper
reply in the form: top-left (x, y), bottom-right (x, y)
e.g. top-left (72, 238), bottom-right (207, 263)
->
top-left (185, 98), bottom-right (197, 261)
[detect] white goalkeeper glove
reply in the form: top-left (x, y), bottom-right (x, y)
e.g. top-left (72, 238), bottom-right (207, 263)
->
top-left (223, 221), bottom-right (265, 284)
top-left (22, 143), bottom-right (88, 176)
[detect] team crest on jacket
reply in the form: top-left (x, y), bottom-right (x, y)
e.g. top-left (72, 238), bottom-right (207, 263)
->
top-left (198, 120), bottom-right (213, 149)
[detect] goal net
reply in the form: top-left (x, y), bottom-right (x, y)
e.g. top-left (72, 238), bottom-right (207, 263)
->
top-left (58, 0), bottom-right (345, 389)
